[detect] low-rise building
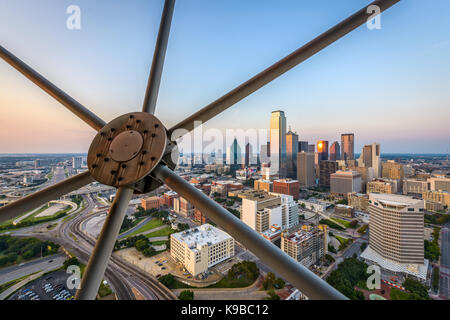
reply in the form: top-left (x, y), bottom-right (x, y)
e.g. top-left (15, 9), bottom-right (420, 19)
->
top-left (261, 224), bottom-right (283, 244)
top-left (141, 196), bottom-right (161, 211)
top-left (330, 170), bottom-right (362, 197)
top-left (334, 204), bottom-right (354, 218)
top-left (348, 192), bottom-right (369, 212)
top-left (428, 176), bottom-right (450, 193)
top-left (273, 179), bottom-right (300, 200)
top-left (403, 179), bottom-right (429, 196)
top-left (240, 190), bottom-right (299, 234)
top-left (297, 198), bottom-right (331, 213)
top-left (170, 224), bottom-right (235, 276)
top-left (367, 178), bottom-right (398, 194)
top-left (254, 179), bottom-right (273, 193)
top-left (194, 208), bottom-right (210, 224)
top-left (422, 190), bottom-right (450, 207)
top-left (281, 225), bottom-right (327, 268)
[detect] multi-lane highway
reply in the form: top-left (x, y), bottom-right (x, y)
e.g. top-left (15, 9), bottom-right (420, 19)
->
top-left (9, 190), bottom-right (176, 300)
top-left (0, 254), bottom-right (66, 286)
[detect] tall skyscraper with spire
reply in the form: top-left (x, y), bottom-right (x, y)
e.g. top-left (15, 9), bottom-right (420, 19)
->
top-left (270, 110), bottom-right (287, 178)
top-left (341, 133), bottom-right (354, 161)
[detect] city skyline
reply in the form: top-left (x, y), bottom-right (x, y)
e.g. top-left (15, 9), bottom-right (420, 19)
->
top-left (0, 0), bottom-right (449, 154)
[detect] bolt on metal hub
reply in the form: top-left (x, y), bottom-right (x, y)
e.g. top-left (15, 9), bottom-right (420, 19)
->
top-left (87, 112), bottom-right (167, 188)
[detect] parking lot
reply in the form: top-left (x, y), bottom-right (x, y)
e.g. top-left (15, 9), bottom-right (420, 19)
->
top-left (8, 270), bottom-right (77, 301)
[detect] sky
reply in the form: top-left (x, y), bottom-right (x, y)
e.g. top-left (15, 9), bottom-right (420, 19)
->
top-left (0, 0), bottom-right (449, 154)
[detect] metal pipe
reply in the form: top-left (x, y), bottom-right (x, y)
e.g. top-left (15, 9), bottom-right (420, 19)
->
top-left (152, 165), bottom-right (348, 300)
top-left (168, 0), bottom-right (400, 138)
top-left (75, 186), bottom-right (134, 300)
top-left (0, 45), bottom-right (106, 131)
top-left (0, 171), bottom-right (94, 224)
top-left (142, 0), bottom-right (176, 114)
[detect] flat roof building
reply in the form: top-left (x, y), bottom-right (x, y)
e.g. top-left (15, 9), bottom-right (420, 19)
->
top-left (273, 179), bottom-right (299, 200)
top-left (170, 224), bottom-right (234, 276)
top-left (330, 170), bottom-right (362, 197)
top-left (240, 190), bottom-right (299, 234)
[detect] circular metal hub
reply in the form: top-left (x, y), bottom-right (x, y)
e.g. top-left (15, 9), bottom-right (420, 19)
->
top-left (87, 112), bottom-right (167, 188)
top-left (109, 130), bottom-right (143, 162)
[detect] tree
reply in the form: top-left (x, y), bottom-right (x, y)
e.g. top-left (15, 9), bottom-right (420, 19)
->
top-left (159, 274), bottom-right (175, 288)
top-left (432, 267), bottom-right (440, 292)
top-left (120, 215), bottom-right (133, 233)
top-left (142, 247), bottom-right (157, 257)
top-left (403, 278), bottom-right (430, 300)
top-left (63, 257), bottom-right (80, 270)
top-left (264, 289), bottom-right (280, 300)
top-left (326, 258), bottom-right (369, 300)
top-left (179, 290), bottom-right (194, 300)
top-left (135, 239), bottom-right (150, 252)
top-left (177, 223), bottom-right (190, 232)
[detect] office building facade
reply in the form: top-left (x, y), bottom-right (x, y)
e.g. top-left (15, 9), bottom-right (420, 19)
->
top-left (170, 224), bottom-right (234, 276)
top-left (297, 152), bottom-right (315, 187)
top-left (270, 110), bottom-right (287, 177)
top-left (341, 133), bottom-right (354, 161)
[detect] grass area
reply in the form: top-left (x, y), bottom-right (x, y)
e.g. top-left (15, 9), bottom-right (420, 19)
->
top-left (98, 281), bottom-right (113, 298)
top-left (158, 274), bottom-right (195, 289)
top-left (150, 240), bottom-right (167, 246)
top-left (145, 227), bottom-right (174, 238)
top-left (128, 219), bottom-right (165, 237)
top-left (390, 288), bottom-right (413, 300)
top-left (208, 261), bottom-right (259, 289)
top-left (1, 204), bottom-right (73, 231)
top-left (357, 224), bottom-right (368, 234)
top-left (22, 205), bottom-right (71, 224)
top-left (335, 235), bottom-right (352, 251)
top-left (207, 277), bottom-right (254, 289)
top-left (319, 219), bottom-right (345, 231)
top-left (333, 218), bottom-right (351, 228)
top-left (0, 205), bottom-right (47, 229)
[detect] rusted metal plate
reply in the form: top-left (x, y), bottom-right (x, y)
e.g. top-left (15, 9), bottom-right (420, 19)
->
top-left (87, 112), bottom-right (167, 187)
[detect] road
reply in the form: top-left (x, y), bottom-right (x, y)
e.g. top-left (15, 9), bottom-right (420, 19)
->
top-left (10, 193), bottom-right (175, 300)
top-left (117, 216), bottom-right (153, 239)
top-left (0, 253), bottom-right (66, 286)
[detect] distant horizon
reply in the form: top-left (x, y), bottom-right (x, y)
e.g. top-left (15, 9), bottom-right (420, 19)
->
top-left (1, 1), bottom-right (449, 153)
top-left (0, 152), bottom-right (448, 157)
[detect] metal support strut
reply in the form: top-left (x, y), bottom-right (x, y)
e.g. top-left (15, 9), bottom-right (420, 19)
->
top-left (75, 186), bottom-right (134, 300)
top-left (152, 165), bottom-right (348, 300)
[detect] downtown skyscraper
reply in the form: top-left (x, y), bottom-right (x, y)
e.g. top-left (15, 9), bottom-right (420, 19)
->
top-left (270, 110), bottom-right (287, 178)
top-left (286, 130), bottom-right (299, 179)
top-left (341, 133), bottom-right (354, 161)
top-left (360, 142), bottom-right (381, 178)
top-left (226, 138), bottom-right (241, 170)
top-left (316, 140), bottom-right (329, 161)
top-left (330, 141), bottom-right (340, 161)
